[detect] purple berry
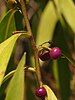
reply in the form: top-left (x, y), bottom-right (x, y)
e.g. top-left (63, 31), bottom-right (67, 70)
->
top-left (38, 49), bottom-right (50, 61)
top-left (35, 87), bottom-right (47, 99)
top-left (50, 47), bottom-right (61, 59)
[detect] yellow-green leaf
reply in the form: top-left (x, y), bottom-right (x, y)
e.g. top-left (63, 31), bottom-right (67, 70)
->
top-left (58, 0), bottom-right (75, 32)
top-left (5, 53), bottom-right (26, 100)
top-left (43, 85), bottom-right (57, 100)
top-left (0, 34), bottom-right (21, 86)
top-left (36, 1), bottom-right (58, 45)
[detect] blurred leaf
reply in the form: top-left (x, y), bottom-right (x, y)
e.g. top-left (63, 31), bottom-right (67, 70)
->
top-left (0, 9), bottom-right (16, 43)
top-left (26, 0), bottom-right (30, 4)
top-left (0, 34), bottom-right (21, 86)
top-left (14, 11), bottom-right (24, 30)
top-left (0, 0), bottom-right (6, 21)
top-left (53, 0), bottom-right (67, 28)
top-left (52, 60), bottom-right (60, 89)
top-left (57, 58), bottom-right (71, 100)
top-left (43, 85), bottom-right (57, 100)
top-left (52, 22), bottom-right (71, 100)
top-left (31, 12), bottom-right (39, 39)
top-left (26, 73), bottom-right (37, 100)
top-left (5, 53), bottom-right (26, 100)
top-left (58, 0), bottom-right (75, 32)
top-left (36, 1), bottom-right (58, 45)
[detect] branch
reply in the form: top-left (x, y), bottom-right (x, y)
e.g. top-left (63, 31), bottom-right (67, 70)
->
top-left (20, 0), bottom-right (42, 87)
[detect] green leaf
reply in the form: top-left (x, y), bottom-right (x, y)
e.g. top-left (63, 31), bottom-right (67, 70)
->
top-left (2, 70), bottom-right (15, 84)
top-left (0, 34), bottom-right (21, 86)
top-left (0, 9), bottom-right (16, 43)
top-left (58, 0), bottom-right (75, 32)
top-left (57, 58), bottom-right (71, 100)
top-left (52, 60), bottom-right (60, 89)
top-left (43, 85), bottom-right (57, 100)
top-left (14, 11), bottom-right (24, 30)
top-left (5, 53), bottom-right (26, 100)
top-left (52, 22), bottom-right (71, 100)
top-left (36, 1), bottom-right (58, 45)
top-left (2, 67), bottom-right (35, 84)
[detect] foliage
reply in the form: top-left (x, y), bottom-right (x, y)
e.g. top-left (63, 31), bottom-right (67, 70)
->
top-left (0, 0), bottom-right (75, 100)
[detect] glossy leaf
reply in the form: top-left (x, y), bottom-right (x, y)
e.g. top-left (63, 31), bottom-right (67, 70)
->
top-left (0, 34), bottom-right (21, 86)
top-left (36, 1), bottom-right (58, 45)
top-left (0, 9), bottom-right (16, 43)
top-left (58, 0), bottom-right (75, 32)
top-left (5, 53), bottom-right (26, 100)
top-left (43, 85), bottom-right (57, 100)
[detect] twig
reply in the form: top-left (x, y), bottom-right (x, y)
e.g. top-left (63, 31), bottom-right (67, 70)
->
top-left (20, 0), bottom-right (42, 87)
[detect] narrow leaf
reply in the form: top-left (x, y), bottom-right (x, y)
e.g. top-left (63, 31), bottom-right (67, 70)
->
top-left (58, 58), bottom-right (71, 100)
top-left (0, 9), bottom-right (16, 43)
top-left (58, 0), bottom-right (75, 32)
top-left (43, 85), bottom-right (57, 100)
top-left (52, 60), bottom-right (60, 89)
top-left (36, 1), bottom-right (58, 45)
top-left (52, 23), bottom-right (71, 100)
top-left (5, 53), bottom-right (26, 100)
top-left (2, 70), bottom-right (15, 84)
top-left (0, 34), bottom-right (21, 86)
top-left (3, 67), bottom-right (35, 84)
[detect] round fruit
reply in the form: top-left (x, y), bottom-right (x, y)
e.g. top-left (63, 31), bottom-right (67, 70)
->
top-left (35, 87), bottom-right (47, 99)
top-left (38, 49), bottom-right (50, 61)
top-left (50, 47), bottom-right (61, 59)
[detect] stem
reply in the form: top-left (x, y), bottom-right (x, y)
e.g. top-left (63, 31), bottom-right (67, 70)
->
top-left (62, 53), bottom-right (75, 66)
top-left (20, 0), bottom-right (42, 87)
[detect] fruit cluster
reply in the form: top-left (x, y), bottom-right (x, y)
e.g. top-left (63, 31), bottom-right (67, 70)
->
top-left (38, 47), bottom-right (62, 61)
top-left (35, 47), bottom-right (61, 99)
